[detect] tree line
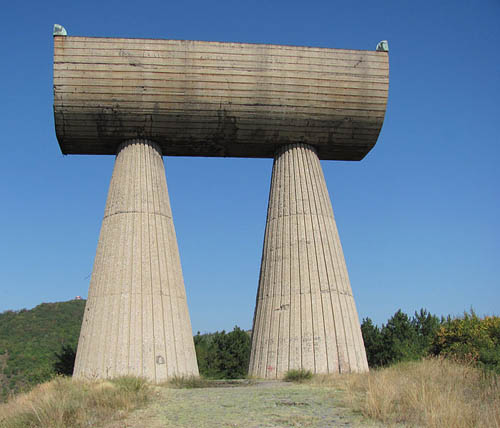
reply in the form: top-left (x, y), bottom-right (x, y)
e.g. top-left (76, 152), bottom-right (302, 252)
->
top-left (361, 309), bottom-right (500, 373)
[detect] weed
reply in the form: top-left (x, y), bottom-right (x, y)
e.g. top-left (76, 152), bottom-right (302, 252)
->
top-left (283, 369), bottom-right (313, 383)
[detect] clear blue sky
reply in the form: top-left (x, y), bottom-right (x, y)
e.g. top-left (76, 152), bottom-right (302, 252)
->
top-left (0, 0), bottom-right (498, 332)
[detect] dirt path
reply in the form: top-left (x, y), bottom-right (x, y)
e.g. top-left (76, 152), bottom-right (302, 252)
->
top-left (103, 381), bottom-right (384, 427)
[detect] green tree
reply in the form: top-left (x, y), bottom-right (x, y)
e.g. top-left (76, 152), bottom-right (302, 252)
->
top-left (379, 309), bottom-right (420, 366)
top-left (53, 344), bottom-right (77, 376)
top-left (212, 327), bottom-right (250, 379)
top-left (360, 317), bottom-right (384, 367)
top-left (194, 331), bottom-right (218, 378)
top-left (194, 326), bottom-right (251, 379)
top-left (412, 308), bottom-right (441, 355)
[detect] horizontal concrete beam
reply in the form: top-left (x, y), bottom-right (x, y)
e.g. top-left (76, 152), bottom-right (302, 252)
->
top-left (54, 36), bottom-right (389, 160)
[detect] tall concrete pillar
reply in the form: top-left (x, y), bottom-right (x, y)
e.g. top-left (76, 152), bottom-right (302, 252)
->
top-left (249, 143), bottom-right (368, 378)
top-left (74, 139), bottom-right (199, 381)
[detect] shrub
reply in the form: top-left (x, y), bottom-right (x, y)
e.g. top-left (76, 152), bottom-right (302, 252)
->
top-left (283, 369), bottom-right (313, 383)
top-left (431, 311), bottom-right (500, 372)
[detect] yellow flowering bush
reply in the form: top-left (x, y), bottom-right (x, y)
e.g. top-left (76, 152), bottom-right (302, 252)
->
top-left (431, 311), bottom-right (500, 372)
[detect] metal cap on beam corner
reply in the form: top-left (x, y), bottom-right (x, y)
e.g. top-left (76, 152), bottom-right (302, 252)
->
top-left (53, 24), bottom-right (67, 36)
top-left (376, 40), bottom-right (389, 52)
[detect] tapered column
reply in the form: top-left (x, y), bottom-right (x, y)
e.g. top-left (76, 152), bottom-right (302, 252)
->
top-left (249, 143), bottom-right (368, 378)
top-left (74, 139), bottom-right (199, 381)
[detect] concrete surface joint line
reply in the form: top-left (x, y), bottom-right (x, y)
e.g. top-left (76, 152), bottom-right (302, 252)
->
top-left (73, 138), bottom-right (199, 382)
top-left (249, 143), bottom-right (368, 378)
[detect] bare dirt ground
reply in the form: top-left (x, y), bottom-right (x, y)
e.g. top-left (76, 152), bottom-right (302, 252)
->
top-left (102, 380), bottom-right (385, 428)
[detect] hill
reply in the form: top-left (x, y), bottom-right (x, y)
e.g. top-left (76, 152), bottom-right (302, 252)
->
top-left (0, 300), bottom-right (85, 401)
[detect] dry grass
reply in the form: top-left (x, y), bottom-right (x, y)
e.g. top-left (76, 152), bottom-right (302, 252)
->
top-left (2, 360), bottom-right (497, 427)
top-left (312, 358), bottom-right (499, 428)
top-left (0, 376), bottom-right (150, 428)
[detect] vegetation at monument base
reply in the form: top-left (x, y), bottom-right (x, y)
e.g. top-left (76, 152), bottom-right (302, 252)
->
top-left (0, 300), bottom-right (85, 401)
top-left (0, 299), bottom-right (499, 405)
top-left (0, 300), bottom-right (498, 427)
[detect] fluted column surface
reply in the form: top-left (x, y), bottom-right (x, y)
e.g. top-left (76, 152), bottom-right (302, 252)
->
top-left (74, 139), bottom-right (198, 381)
top-left (249, 143), bottom-right (368, 378)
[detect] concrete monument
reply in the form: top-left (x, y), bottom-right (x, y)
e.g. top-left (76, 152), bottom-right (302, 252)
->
top-left (53, 27), bottom-right (389, 380)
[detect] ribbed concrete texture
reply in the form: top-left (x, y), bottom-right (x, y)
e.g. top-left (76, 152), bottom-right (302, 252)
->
top-left (74, 139), bottom-right (199, 381)
top-left (249, 143), bottom-right (368, 378)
